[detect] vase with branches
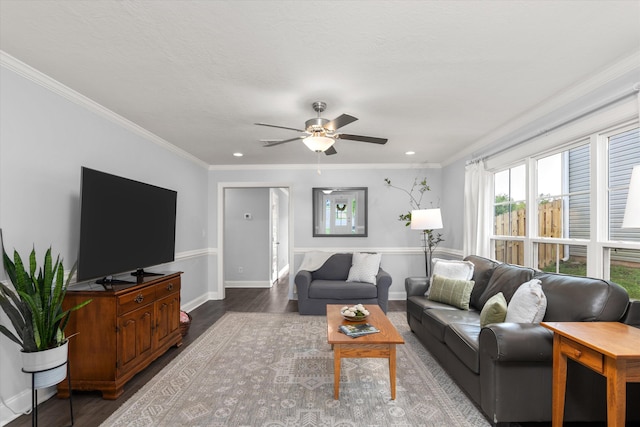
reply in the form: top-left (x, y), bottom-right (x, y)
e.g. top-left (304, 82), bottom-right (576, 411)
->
top-left (384, 177), bottom-right (444, 276)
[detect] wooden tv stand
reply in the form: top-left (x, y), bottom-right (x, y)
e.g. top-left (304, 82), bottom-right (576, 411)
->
top-left (57, 272), bottom-right (182, 399)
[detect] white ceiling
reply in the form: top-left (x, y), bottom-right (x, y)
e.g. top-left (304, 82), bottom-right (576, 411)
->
top-left (1, 1), bottom-right (639, 166)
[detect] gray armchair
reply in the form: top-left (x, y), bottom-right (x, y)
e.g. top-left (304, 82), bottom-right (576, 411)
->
top-left (294, 253), bottom-right (392, 315)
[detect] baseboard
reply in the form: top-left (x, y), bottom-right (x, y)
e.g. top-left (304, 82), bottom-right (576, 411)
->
top-left (180, 293), bottom-right (213, 313)
top-left (0, 385), bottom-right (56, 426)
top-left (225, 280), bottom-right (273, 289)
top-left (389, 291), bottom-right (408, 301)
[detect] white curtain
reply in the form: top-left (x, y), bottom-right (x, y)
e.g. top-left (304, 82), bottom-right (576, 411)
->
top-left (463, 159), bottom-right (491, 257)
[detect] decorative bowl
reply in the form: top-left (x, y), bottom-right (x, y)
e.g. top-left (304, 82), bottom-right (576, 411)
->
top-left (342, 313), bottom-right (368, 322)
top-left (340, 304), bottom-right (370, 322)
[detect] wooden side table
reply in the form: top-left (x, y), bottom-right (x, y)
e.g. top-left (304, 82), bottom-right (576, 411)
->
top-left (541, 322), bottom-right (640, 427)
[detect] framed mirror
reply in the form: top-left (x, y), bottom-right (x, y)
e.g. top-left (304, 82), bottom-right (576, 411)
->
top-left (312, 187), bottom-right (368, 237)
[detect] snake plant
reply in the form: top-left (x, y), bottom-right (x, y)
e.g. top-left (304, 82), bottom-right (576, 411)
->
top-left (0, 241), bottom-right (91, 352)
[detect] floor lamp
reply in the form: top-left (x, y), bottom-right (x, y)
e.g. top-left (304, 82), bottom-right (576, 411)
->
top-left (411, 208), bottom-right (443, 277)
top-left (622, 165), bottom-right (640, 228)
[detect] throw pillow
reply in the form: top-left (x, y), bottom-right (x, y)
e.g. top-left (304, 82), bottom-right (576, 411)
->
top-left (427, 274), bottom-right (475, 310)
top-left (346, 252), bottom-right (382, 285)
top-left (480, 292), bottom-right (508, 327)
top-left (427, 258), bottom-right (475, 296)
top-left (505, 279), bottom-right (547, 323)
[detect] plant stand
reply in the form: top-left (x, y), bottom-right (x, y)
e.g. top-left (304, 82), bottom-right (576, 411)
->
top-left (23, 361), bottom-right (74, 427)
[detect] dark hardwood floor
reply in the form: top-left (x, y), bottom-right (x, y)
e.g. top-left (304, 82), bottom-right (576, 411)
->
top-left (6, 278), bottom-right (406, 427)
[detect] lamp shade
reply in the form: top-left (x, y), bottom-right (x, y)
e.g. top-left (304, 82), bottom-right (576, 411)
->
top-left (303, 136), bottom-right (335, 152)
top-left (410, 208), bottom-right (443, 230)
top-left (622, 165), bottom-right (640, 228)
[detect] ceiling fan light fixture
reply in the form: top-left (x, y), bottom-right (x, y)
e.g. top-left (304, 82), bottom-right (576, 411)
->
top-left (303, 135), bottom-right (335, 152)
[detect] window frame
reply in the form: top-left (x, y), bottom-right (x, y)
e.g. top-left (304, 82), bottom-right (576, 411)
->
top-left (488, 118), bottom-right (640, 281)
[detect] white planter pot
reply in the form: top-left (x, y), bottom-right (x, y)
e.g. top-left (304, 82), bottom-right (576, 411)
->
top-left (22, 341), bottom-right (68, 389)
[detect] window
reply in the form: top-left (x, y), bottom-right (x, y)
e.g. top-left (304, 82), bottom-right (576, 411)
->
top-left (489, 124), bottom-right (640, 299)
top-left (492, 165), bottom-right (526, 264)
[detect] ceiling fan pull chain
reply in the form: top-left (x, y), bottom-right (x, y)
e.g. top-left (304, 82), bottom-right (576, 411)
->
top-left (317, 152), bottom-right (322, 175)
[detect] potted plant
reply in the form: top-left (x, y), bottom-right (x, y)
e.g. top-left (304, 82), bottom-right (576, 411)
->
top-left (384, 177), bottom-right (445, 276)
top-left (0, 236), bottom-right (91, 388)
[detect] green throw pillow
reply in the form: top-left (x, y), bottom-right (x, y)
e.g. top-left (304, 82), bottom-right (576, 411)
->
top-left (480, 292), bottom-right (508, 327)
top-left (428, 274), bottom-right (474, 310)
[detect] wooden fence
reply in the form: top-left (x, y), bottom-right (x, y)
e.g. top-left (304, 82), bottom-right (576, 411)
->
top-left (494, 199), bottom-right (563, 267)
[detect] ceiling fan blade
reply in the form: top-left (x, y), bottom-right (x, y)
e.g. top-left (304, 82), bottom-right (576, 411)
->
top-left (254, 122), bottom-right (305, 132)
top-left (261, 136), bottom-right (304, 147)
top-left (337, 133), bottom-right (388, 144)
top-left (324, 114), bottom-right (358, 131)
top-left (324, 146), bottom-right (337, 155)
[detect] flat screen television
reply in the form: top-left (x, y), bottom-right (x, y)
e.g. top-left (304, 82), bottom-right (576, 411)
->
top-left (77, 167), bottom-right (177, 284)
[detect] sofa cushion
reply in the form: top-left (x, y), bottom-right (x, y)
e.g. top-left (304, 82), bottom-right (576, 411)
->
top-left (480, 292), bottom-right (507, 327)
top-left (311, 253), bottom-right (352, 281)
top-left (308, 280), bottom-right (378, 299)
top-left (476, 263), bottom-right (536, 310)
top-left (445, 323), bottom-right (482, 373)
top-left (407, 295), bottom-right (459, 321)
top-left (422, 308), bottom-right (480, 342)
top-left (535, 273), bottom-right (629, 321)
top-left (464, 255), bottom-right (501, 310)
top-left (428, 274), bottom-right (474, 310)
top-left (431, 258), bottom-right (474, 284)
top-left (505, 279), bottom-right (547, 323)
top-left (347, 252), bottom-right (381, 285)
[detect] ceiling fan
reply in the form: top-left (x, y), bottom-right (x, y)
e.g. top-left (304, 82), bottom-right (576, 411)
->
top-left (255, 101), bottom-right (388, 155)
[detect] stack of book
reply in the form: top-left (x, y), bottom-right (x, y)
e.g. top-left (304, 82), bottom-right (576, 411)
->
top-left (339, 323), bottom-right (380, 338)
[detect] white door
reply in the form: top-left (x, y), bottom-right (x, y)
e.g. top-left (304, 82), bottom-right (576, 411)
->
top-left (322, 192), bottom-right (356, 234)
top-left (270, 190), bottom-right (279, 284)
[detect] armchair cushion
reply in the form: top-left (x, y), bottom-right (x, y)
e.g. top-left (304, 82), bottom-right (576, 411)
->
top-left (308, 280), bottom-right (378, 299)
top-left (347, 252), bottom-right (382, 285)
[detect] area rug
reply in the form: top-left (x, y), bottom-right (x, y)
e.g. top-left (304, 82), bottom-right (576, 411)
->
top-left (101, 312), bottom-right (490, 427)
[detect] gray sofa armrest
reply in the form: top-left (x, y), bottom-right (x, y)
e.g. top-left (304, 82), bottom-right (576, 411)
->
top-left (405, 277), bottom-right (429, 297)
top-left (479, 323), bottom-right (554, 363)
top-left (294, 270), bottom-right (312, 300)
top-left (375, 268), bottom-right (392, 313)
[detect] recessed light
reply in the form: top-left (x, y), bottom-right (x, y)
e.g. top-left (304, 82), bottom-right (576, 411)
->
top-left (405, 151), bottom-right (416, 156)
top-left (233, 152), bottom-right (243, 157)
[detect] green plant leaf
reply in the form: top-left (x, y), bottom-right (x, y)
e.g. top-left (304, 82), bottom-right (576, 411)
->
top-left (1, 244), bottom-right (90, 351)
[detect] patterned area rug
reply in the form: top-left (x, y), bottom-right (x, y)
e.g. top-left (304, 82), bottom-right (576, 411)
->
top-left (101, 312), bottom-right (490, 426)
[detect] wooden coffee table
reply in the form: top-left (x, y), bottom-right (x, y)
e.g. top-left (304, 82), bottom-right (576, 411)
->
top-left (326, 304), bottom-right (404, 399)
top-left (541, 321), bottom-right (640, 427)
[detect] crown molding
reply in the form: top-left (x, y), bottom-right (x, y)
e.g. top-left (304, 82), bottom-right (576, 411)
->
top-left (443, 50), bottom-right (640, 167)
top-left (209, 162), bottom-right (441, 171)
top-left (1, 51), bottom-right (209, 170)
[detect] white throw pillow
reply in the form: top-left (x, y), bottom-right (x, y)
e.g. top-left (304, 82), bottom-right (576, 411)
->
top-left (505, 279), bottom-right (547, 323)
top-left (346, 252), bottom-right (382, 285)
top-left (427, 258), bottom-right (475, 295)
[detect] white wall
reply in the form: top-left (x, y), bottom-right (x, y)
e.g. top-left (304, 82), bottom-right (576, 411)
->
top-left (210, 166), bottom-right (449, 301)
top-left (224, 187), bottom-right (270, 285)
top-left (441, 158), bottom-right (467, 252)
top-left (0, 64), bottom-right (211, 425)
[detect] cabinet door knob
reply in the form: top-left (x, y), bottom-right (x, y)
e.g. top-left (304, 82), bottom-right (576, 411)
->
top-left (134, 294), bottom-right (144, 304)
top-left (166, 283), bottom-right (174, 291)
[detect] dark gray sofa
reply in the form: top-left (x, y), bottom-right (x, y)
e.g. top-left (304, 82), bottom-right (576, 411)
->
top-left (406, 255), bottom-right (640, 426)
top-left (295, 253), bottom-right (392, 315)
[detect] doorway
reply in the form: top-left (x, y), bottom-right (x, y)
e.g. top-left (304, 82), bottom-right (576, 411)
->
top-left (218, 183), bottom-right (292, 300)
